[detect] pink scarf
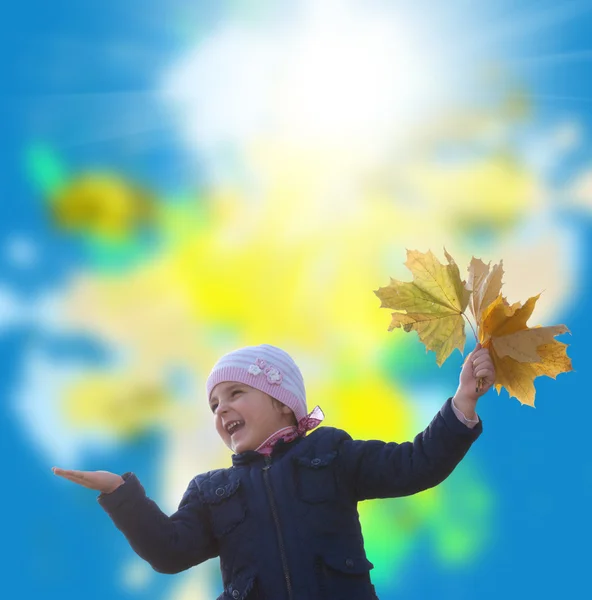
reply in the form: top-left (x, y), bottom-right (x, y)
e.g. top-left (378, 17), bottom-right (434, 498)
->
top-left (255, 406), bottom-right (324, 455)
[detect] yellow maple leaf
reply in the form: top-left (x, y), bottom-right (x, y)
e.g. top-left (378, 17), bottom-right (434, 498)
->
top-left (466, 257), bottom-right (504, 324)
top-left (374, 249), bottom-right (470, 366)
top-left (489, 342), bottom-right (572, 407)
top-left (478, 293), bottom-right (572, 406)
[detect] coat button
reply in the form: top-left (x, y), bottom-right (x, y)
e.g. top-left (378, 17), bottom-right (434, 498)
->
top-left (232, 590), bottom-right (240, 599)
top-left (215, 487), bottom-right (225, 497)
top-left (311, 458), bottom-right (321, 466)
top-left (345, 558), bottom-right (354, 569)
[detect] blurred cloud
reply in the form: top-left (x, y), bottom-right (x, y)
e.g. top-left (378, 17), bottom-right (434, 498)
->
top-left (568, 167), bottom-right (592, 209)
top-left (4, 235), bottom-right (39, 269)
top-left (0, 284), bottom-right (25, 330)
top-left (11, 347), bottom-right (120, 466)
top-left (0, 280), bottom-right (68, 336)
top-left (524, 120), bottom-right (582, 174)
top-left (159, 0), bottom-right (479, 180)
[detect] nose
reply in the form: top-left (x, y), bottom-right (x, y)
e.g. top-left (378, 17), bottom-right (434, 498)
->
top-left (215, 398), bottom-right (230, 415)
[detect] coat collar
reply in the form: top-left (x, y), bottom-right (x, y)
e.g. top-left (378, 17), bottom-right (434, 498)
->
top-left (231, 434), bottom-right (303, 466)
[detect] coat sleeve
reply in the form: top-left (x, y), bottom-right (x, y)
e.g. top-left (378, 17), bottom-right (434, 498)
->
top-left (338, 397), bottom-right (483, 501)
top-left (97, 472), bottom-right (218, 574)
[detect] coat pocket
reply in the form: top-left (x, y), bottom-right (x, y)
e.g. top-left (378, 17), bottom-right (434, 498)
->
top-left (316, 550), bottom-right (377, 600)
top-left (216, 571), bottom-right (257, 600)
top-left (294, 451), bottom-right (338, 503)
top-left (202, 478), bottom-right (246, 537)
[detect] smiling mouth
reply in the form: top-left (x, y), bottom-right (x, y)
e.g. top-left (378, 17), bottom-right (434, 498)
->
top-left (226, 420), bottom-right (245, 435)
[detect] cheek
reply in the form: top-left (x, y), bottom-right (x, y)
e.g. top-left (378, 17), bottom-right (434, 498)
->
top-left (214, 416), bottom-right (227, 438)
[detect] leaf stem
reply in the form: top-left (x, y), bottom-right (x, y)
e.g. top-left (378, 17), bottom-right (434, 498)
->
top-left (462, 311), bottom-right (479, 343)
top-left (462, 311), bottom-right (485, 393)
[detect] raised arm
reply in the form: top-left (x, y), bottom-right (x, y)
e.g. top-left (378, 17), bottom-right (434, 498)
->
top-left (338, 397), bottom-right (482, 501)
top-left (337, 345), bottom-right (493, 501)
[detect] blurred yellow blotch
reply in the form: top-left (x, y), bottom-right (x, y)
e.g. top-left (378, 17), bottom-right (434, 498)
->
top-left (61, 374), bottom-right (172, 437)
top-left (50, 172), bottom-right (155, 239)
top-left (412, 87), bottom-right (532, 147)
top-left (400, 155), bottom-right (539, 232)
top-left (168, 188), bottom-right (392, 348)
top-left (311, 364), bottom-right (413, 442)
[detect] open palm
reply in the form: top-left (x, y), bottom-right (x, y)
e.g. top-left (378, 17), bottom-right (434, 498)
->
top-left (52, 467), bottom-right (124, 494)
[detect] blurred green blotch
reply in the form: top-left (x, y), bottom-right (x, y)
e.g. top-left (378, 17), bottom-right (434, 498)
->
top-left (25, 143), bottom-right (68, 197)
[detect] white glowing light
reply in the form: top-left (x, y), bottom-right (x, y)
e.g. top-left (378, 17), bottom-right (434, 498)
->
top-left (274, 15), bottom-right (442, 141)
top-left (160, 2), bottom-right (467, 157)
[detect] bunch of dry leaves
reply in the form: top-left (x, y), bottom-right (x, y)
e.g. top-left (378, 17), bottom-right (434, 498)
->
top-left (375, 249), bottom-right (572, 406)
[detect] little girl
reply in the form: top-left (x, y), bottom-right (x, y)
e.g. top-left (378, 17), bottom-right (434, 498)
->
top-left (53, 343), bottom-right (495, 600)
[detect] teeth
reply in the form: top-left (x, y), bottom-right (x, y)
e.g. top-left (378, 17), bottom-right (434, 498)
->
top-left (226, 421), bottom-right (243, 434)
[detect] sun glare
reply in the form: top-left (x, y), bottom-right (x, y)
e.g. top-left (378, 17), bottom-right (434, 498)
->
top-left (160, 2), bottom-right (466, 158)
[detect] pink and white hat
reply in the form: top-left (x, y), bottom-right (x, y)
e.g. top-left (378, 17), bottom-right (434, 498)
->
top-left (206, 344), bottom-right (323, 432)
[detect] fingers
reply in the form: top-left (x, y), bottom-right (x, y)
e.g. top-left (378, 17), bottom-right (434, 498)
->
top-left (53, 467), bottom-right (85, 479)
top-left (472, 349), bottom-right (494, 368)
top-left (474, 359), bottom-right (495, 384)
top-left (471, 348), bottom-right (490, 362)
top-left (475, 367), bottom-right (495, 380)
top-left (470, 348), bottom-right (496, 385)
top-left (52, 467), bottom-right (93, 487)
top-left (474, 364), bottom-right (494, 378)
top-left (472, 348), bottom-right (491, 360)
top-left (474, 355), bottom-right (492, 368)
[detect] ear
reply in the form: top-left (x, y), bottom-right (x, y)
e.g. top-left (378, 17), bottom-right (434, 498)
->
top-left (280, 405), bottom-right (293, 414)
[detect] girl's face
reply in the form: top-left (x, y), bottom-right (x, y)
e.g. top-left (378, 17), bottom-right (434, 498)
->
top-left (209, 381), bottom-right (295, 453)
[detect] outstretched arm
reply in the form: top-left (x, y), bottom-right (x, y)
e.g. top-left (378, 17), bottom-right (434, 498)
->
top-left (53, 468), bottom-right (217, 573)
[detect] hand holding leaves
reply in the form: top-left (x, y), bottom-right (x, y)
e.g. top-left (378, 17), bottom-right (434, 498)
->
top-left (457, 343), bottom-right (496, 407)
top-left (375, 249), bottom-right (572, 407)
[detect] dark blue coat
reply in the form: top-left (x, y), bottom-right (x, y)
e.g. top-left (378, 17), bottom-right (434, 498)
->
top-left (98, 397), bottom-right (482, 599)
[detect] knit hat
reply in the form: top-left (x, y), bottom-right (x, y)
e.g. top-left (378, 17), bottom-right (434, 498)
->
top-left (206, 344), bottom-right (323, 430)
